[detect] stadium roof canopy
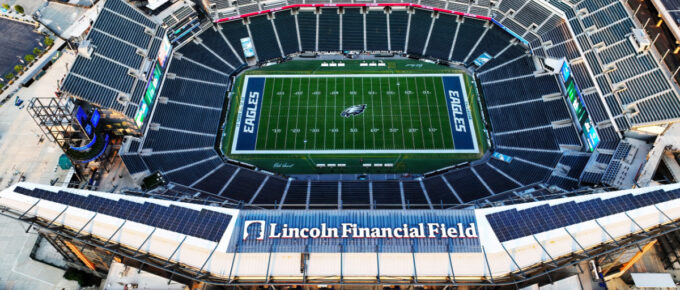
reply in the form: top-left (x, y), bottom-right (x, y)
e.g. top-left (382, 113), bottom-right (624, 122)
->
top-left (2, 182), bottom-right (680, 285)
top-left (60, 0), bottom-right (166, 118)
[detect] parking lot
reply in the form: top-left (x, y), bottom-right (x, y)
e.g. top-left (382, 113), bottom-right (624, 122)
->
top-left (0, 18), bottom-right (43, 84)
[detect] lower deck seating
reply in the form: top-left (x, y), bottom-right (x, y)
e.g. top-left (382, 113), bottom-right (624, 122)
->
top-left (193, 164), bottom-right (238, 194)
top-left (372, 181), bottom-right (403, 209)
top-left (340, 182), bottom-right (371, 209)
top-left (489, 158), bottom-right (553, 185)
top-left (251, 177), bottom-right (287, 207)
top-left (282, 181), bottom-right (308, 209)
top-left (308, 181), bottom-right (339, 208)
top-left (318, 9), bottom-right (340, 51)
top-left (248, 15), bottom-right (282, 60)
top-left (402, 181), bottom-right (429, 209)
top-left (422, 176), bottom-right (459, 207)
top-left (473, 163), bottom-right (520, 193)
top-left (406, 9), bottom-right (432, 55)
top-left (425, 13), bottom-right (457, 60)
top-left (443, 168), bottom-right (492, 203)
top-left (389, 10), bottom-right (409, 51)
top-left (273, 11), bottom-right (299, 55)
top-left (342, 8), bottom-right (365, 51)
top-left (365, 11), bottom-right (389, 51)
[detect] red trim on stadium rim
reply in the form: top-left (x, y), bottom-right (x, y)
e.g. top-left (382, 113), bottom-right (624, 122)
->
top-left (214, 3), bottom-right (493, 23)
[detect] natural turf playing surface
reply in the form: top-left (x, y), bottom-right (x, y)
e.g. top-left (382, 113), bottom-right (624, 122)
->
top-left (232, 74), bottom-right (477, 154)
top-left (222, 60), bottom-right (487, 174)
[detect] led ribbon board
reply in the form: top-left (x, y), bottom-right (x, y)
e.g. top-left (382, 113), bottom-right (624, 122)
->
top-left (134, 36), bottom-right (172, 128)
top-left (560, 62), bottom-right (600, 152)
top-left (228, 210), bottom-right (481, 253)
top-left (134, 62), bottom-right (164, 127)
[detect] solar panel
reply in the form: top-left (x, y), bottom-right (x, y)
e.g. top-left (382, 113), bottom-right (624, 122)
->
top-left (486, 187), bottom-right (680, 242)
top-left (13, 186), bottom-right (232, 242)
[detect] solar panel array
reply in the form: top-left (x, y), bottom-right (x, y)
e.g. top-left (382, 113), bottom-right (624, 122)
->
top-left (13, 186), bottom-right (232, 242)
top-left (486, 188), bottom-right (680, 242)
top-left (60, 0), bottom-right (165, 117)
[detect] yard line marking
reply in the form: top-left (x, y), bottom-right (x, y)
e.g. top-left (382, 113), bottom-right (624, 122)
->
top-left (369, 77), bottom-right (376, 149)
top-left (323, 77), bottom-right (328, 150)
top-left (378, 77), bottom-right (387, 149)
top-left (396, 76), bottom-right (408, 149)
top-left (273, 78), bottom-right (285, 148)
top-left (386, 77), bottom-right (397, 149)
top-left (333, 76), bottom-right (338, 149)
top-left (303, 76), bottom-right (311, 150)
top-left (340, 77), bottom-right (346, 150)
top-left (431, 77), bottom-right (448, 148)
top-left (361, 77), bottom-right (366, 150)
top-left (404, 77), bottom-right (417, 149)
top-left (412, 77), bottom-right (428, 149)
top-left (351, 77), bottom-right (356, 150)
top-left (262, 78), bottom-right (275, 149)
top-left (293, 77), bottom-right (302, 149)
top-left (314, 79), bottom-right (321, 150)
top-left (421, 77), bottom-right (437, 148)
top-left (282, 77), bottom-right (294, 149)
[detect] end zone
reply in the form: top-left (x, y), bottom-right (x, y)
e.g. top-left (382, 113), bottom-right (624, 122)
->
top-left (442, 75), bottom-right (478, 151)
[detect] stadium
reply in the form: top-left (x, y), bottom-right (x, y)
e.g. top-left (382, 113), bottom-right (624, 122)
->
top-left (3, 0), bottom-right (680, 288)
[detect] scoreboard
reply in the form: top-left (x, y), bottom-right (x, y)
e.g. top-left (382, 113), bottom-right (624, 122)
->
top-left (134, 35), bottom-right (172, 128)
top-left (560, 62), bottom-right (600, 152)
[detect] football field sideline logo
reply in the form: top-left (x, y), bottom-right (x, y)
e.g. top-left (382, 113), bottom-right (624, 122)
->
top-left (341, 104), bottom-right (367, 117)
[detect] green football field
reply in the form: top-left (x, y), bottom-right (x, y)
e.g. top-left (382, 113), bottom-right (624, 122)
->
top-left (221, 60), bottom-right (488, 174)
top-left (234, 74), bottom-right (473, 153)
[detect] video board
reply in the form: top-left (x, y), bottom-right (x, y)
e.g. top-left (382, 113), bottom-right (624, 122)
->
top-left (133, 35), bottom-right (172, 128)
top-left (560, 62), bottom-right (600, 152)
top-left (156, 35), bottom-right (172, 68)
top-left (134, 62), bottom-right (163, 127)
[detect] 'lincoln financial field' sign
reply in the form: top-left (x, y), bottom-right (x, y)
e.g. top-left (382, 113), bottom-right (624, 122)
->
top-left (243, 220), bottom-right (478, 240)
top-left (228, 210), bottom-right (482, 253)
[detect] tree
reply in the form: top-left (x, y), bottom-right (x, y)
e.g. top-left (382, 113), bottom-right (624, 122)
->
top-left (33, 47), bottom-right (42, 55)
top-left (4, 73), bottom-right (14, 80)
top-left (24, 54), bottom-right (35, 62)
top-left (14, 65), bottom-right (23, 73)
top-left (13, 4), bottom-right (23, 14)
top-left (44, 36), bottom-right (54, 47)
top-left (1, 4), bottom-right (9, 11)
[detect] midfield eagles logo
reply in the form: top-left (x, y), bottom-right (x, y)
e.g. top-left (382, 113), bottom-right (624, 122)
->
top-left (341, 104), bottom-right (367, 118)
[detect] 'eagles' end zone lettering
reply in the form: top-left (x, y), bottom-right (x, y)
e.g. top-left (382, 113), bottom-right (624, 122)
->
top-left (442, 76), bottom-right (477, 151)
top-left (243, 91), bottom-right (260, 133)
top-left (233, 77), bottom-right (265, 151)
top-left (447, 90), bottom-right (467, 133)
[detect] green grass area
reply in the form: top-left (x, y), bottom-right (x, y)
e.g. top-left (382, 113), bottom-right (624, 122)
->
top-left (221, 59), bottom-right (488, 174)
top-left (248, 75), bottom-right (457, 151)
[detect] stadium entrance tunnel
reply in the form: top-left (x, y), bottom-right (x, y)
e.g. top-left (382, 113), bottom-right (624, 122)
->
top-left (220, 59), bottom-right (488, 174)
